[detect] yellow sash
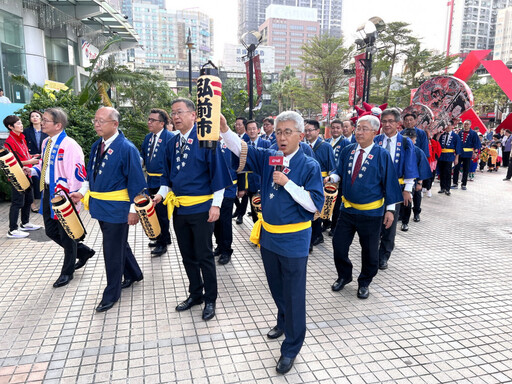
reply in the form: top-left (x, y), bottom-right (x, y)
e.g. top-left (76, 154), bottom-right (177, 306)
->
top-left (250, 214), bottom-right (311, 247)
top-left (82, 189), bottom-right (130, 211)
top-left (398, 178), bottom-right (404, 185)
top-left (441, 149), bottom-right (455, 153)
top-left (341, 196), bottom-right (384, 210)
top-left (463, 148), bottom-right (474, 152)
top-left (321, 171), bottom-right (329, 177)
top-left (146, 172), bottom-right (163, 177)
top-left (163, 191), bottom-right (213, 219)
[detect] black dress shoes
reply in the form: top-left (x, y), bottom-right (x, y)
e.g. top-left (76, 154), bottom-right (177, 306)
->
top-left (276, 356), bottom-right (295, 374)
top-left (53, 274), bottom-right (73, 288)
top-left (445, 191), bottom-right (451, 196)
top-left (121, 274), bottom-right (143, 289)
top-left (357, 286), bottom-right (370, 299)
top-left (438, 189), bottom-right (445, 194)
top-left (312, 236), bottom-right (324, 246)
top-left (75, 249), bottom-right (96, 270)
top-left (401, 223), bottom-right (409, 232)
top-left (332, 277), bottom-right (352, 291)
top-left (413, 214), bottom-right (420, 222)
top-left (149, 239), bottom-right (171, 247)
top-left (328, 229), bottom-right (334, 237)
top-left (213, 247), bottom-right (221, 256)
top-left (96, 301), bottom-right (115, 312)
top-left (309, 244), bottom-right (313, 253)
top-left (202, 302), bottom-right (216, 321)
top-left (151, 245), bottom-right (167, 257)
top-left (176, 296), bottom-right (203, 311)
top-left (379, 260), bottom-right (388, 270)
top-left (267, 326), bottom-right (284, 339)
top-left (236, 216), bottom-right (243, 225)
top-left (218, 254), bottom-right (231, 265)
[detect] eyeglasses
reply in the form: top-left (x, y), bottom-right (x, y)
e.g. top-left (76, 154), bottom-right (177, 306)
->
top-left (276, 129), bottom-right (300, 137)
top-left (42, 118), bottom-right (54, 124)
top-left (92, 119), bottom-right (115, 125)
top-left (304, 129), bottom-right (318, 133)
top-left (171, 110), bottom-right (192, 117)
top-left (148, 118), bottom-right (163, 123)
top-left (381, 119), bottom-right (396, 125)
top-left (355, 127), bottom-right (374, 133)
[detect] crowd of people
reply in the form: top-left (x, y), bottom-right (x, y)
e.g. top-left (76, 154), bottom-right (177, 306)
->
top-left (1, 99), bottom-right (507, 375)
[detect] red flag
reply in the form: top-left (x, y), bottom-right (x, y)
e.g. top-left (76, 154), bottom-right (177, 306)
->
top-left (410, 88), bottom-right (418, 105)
top-left (330, 103), bottom-right (338, 118)
top-left (322, 103), bottom-right (329, 118)
top-left (348, 78), bottom-right (355, 106)
top-left (245, 59), bottom-right (251, 94)
top-left (354, 53), bottom-right (366, 98)
top-left (253, 55), bottom-right (263, 97)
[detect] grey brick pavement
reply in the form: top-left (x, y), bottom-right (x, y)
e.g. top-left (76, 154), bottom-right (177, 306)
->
top-left (0, 171), bottom-right (511, 383)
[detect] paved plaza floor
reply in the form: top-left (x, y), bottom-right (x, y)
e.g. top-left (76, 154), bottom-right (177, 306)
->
top-left (0, 170), bottom-right (511, 384)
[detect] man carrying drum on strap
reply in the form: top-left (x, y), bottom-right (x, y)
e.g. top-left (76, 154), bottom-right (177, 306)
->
top-left (71, 107), bottom-right (146, 312)
top-left (30, 108), bottom-right (95, 288)
top-left (220, 111), bottom-right (324, 375)
top-left (327, 115), bottom-right (403, 300)
top-left (141, 108), bottom-right (174, 257)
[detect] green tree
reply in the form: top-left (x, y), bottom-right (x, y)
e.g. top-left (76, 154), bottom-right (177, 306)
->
top-left (467, 76), bottom-right (509, 115)
top-left (300, 35), bottom-right (354, 104)
top-left (378, 22), bottom-right (418, 102)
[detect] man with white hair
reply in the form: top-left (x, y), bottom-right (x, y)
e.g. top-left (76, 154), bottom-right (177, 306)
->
top-left (220, 111), bottom-right (324, 375)
top-left (326, 115), bottom-right (402, 300)
top-left (71, 107), bottom-right (146, 313)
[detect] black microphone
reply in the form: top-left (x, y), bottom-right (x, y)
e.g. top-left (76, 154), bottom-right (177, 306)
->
top-left (275, 150), bottom-right (284, 172)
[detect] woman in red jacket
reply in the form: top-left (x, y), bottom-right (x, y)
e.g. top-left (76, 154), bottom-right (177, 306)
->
top-left (3, 115), bottom-right (42, 238)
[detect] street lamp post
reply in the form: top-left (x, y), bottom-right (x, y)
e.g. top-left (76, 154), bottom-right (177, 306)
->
top-left (185, 28), bottom-right (195, 96)
top-left (354, 17), bottom-right (385, 104)
top-left (241, 31), bottom-right (262, 120)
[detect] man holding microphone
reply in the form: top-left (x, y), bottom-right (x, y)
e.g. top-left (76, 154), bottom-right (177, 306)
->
top-left (220, 111), bottom-right (324, 375)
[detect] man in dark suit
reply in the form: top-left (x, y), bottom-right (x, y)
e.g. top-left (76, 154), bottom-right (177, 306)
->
top-left (141, 108), bottom-right (174, 257)
top-left (233, 117), bottom-right (249, 223)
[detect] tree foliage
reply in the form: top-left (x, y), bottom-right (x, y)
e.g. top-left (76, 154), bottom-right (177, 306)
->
top-left (300, 35), bottom-right (354, 104)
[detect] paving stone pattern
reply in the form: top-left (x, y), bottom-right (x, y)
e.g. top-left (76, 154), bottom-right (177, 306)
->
top-left (0, 171), bottom-right (511, 383)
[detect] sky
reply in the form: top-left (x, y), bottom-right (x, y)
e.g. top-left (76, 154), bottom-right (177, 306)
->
top-left (167, 0), bottom-right (451, 62)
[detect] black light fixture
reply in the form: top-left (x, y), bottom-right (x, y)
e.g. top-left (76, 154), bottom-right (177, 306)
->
top-left (240, 31), bottom-right (262, 119)
top-left (185, 28), bottom-right (195, 96)
top-left (354, 17), bottom-right (385, 103)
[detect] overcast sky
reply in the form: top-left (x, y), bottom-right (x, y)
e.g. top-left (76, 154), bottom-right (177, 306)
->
top-left (167, 0), bottom-right (450, 61)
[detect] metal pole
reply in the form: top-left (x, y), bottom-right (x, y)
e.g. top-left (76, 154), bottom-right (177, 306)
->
top-left (366, 49), bottom-right (373, 103)
top-left (188, 48), bottom-right (192, 96)
top-left (248, 46), bottom-right (254, 120)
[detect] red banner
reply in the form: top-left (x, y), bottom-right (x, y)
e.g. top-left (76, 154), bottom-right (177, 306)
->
top-left (330, 103), bottom-right (338, 118)
top-left (253, 55), bottom-right (263, 97)
top-left (322, 103), bottom-right (329, 117)
top-left (348, 78), bottom-right (355, 106)
top-left (245, 59), bottom-right (250, 93)
top-left (354, 53), bottom-right (366, 98)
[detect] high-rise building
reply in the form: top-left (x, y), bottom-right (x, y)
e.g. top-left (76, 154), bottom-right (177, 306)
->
top-left (118, 1), bottom-right (214, 78)
top-left (259, 5), bottom-right (319, 77)
top-left (493, 6), bottom-right (512, 64)
top-left (222, 44), bottom-right (275, 73)
top-left (238, 0), bottom-right (342, 39)
top-left (449, 0), bottom-right (512, 59)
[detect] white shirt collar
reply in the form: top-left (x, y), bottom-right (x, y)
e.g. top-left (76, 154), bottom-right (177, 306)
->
top-left (103, 130), bottom-right (120, 148)
top-left (356, 142), bottom-right (375, 153)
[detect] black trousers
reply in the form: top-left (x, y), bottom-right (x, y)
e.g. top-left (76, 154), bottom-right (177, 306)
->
top-left (311, 218), bottom-right (323, 243)
top-left (247, 191), bottom-right (259, 223)
top-left (378, 208), bottom-right (400, 266)
top-left (235, 194), bottom-right (249, 219)
top-left (149, 187), bottom-right (171, 246)
top-left (453, 157), bottom-right (471, 186)
top-left (401, 187), bottom-right (422, 224)
top-left (173, 211), bottom-right (217, 303)
top-left (9, 185), bottom-right (33, 231)
top-left (261, 247), bottom-right (307, 358)
top-left (43, 190), bottom-right (93, 276)
top-left (438, 160), bottom-right (453, 191)
top-left (503, 151), bottom-right (510, 167)
top-left (99, 221), bottom-right (142, 303)
top-left (423, 170), bottom-right (435, 190)
top-left (506, 162), bottom-right (512, 179)
top-left (333, 211), bottom-right (383, 287)
top-left (330, 191), bottom-right (343, 232)
top-left (214, 197), bottom-right (235, 256)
